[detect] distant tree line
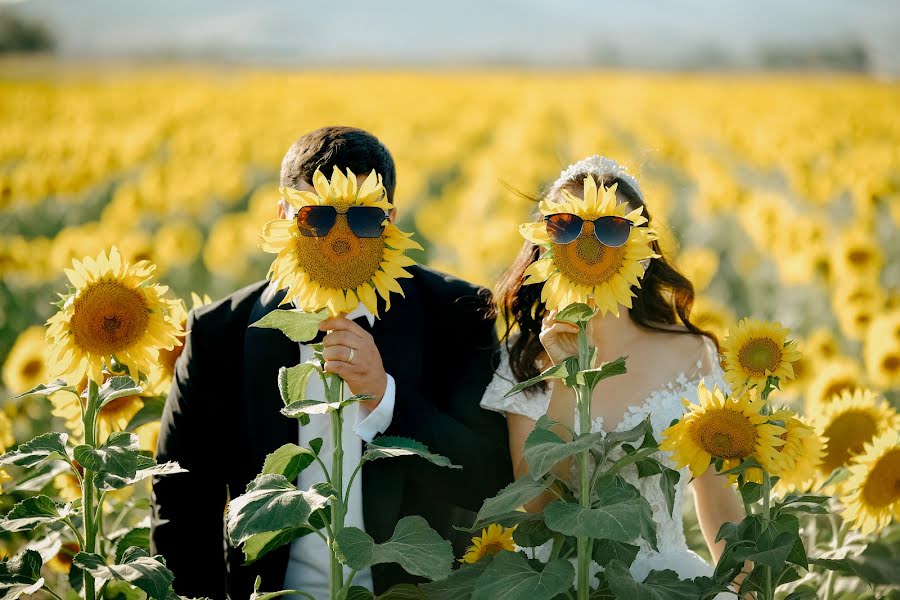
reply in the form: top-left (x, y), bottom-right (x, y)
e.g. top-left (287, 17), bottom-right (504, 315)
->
top-left (0, 10), bottom-right (55, 54)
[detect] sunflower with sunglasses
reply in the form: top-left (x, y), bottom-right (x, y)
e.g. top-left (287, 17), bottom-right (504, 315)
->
top-left (260, 165), bottom-right (422, 316)
top-left (519, 174), bottom-right (660, 316)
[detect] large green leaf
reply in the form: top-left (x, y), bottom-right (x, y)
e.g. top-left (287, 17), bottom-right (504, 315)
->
top-left (420, 558), bottom-right (492, 600)
top-left (74, 547), bottom-right (174, 600)
top-left (74, 431), bottom-right (141, 479)
top-left (277, 363), bottom-right (320, 404)
top-left (473, 476), bottom-right (550, 529)
top-left (95, 454), bottom-right (186, 491)
top-left (555, 303), bottom-right (596, 324)
top-left (545, 478), bottom-right (656, 548)
top-left (362, 437), bottom-right (460, 470)
top-left (243, 527), bottom-right (315, 565)
top-left (262, 441), bottom-right (323, 481)
top-left (12, 380), bottom-right (73, 401)
top-left (250, 309), bottom-right (328, 342)
top-left (0, 495), bottom-right (75, 532)
top-left (0, 432), bottom-right (69, 468)
top-left (471, 552), bottom-right (574, 600)
top-left (333, 516), bottom-right (454, 582)
top-left (0, 549), bottom-right (44, 600)
top-left (97, 376), bottom-right (142, 409)
top-left (522, 417), bottom-right (603, 480)
top-left (225, 474), bottom-right (330, 545)
top-left (567, 356), bottom-right (628, 390)
top-left (603, 561), bottom-right (702, 600)
top-left (504, 357), bottom-right (579, 398)
top-left (114, 528), bottom-right (150, 564)
top-left (592, 539), bottom-right (640, 568)
top-left (281, 394), bottom-right (371, 417)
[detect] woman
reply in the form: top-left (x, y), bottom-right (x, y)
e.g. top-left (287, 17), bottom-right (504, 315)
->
top-left (481, 156), bottom-right (748, 596)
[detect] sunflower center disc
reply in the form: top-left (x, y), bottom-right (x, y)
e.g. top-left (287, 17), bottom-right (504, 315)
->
top-left (23, 359), bottom-right (43, 377)
top-left (861, 449), bottom-right (900, 508)
top-left (693, 409), bottom-right (757, 460)
top-left (738, 338), bottom-right (783, 375)
top-left (482, 542), bottom-right (505, 556)
top-left (552, 235), bottom-right (626, 286)
top-left (71, 280), bottom-right (150, 355)
top-left (294, 216), bottom-right (386, 290)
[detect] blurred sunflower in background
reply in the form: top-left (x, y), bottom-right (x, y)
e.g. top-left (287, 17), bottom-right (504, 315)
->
top-left (261, 166), bottom-right (421, 316)
top-left (720, 318), bottom-right (800, 392)
top-left (840, 430), bottom-right (900, 535)
top-left (148, 292), bottom-right (213, 394)
top-left (461, 523), bottom-right (516, 564)
top-left (518, 175), bottom-right (660, 315)
top-left (740, 409), bottom-right (824, 492)
top-left (45, 246), bottom-right (183, 384)
top-left (660, 381), bottom-right (786, 479)
top-left (1, 325), bottom-right (50, 395)
top-left (813, 388), bottom-right (900, 492)
top-left (805, 357), bottom-right (865, 414)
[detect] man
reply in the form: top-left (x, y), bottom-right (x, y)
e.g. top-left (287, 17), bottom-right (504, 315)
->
top-left (150, 126), bottom-right (513, 599)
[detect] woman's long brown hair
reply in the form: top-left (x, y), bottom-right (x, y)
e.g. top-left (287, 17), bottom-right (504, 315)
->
top-left (494, 171), bottom-right (719, 391)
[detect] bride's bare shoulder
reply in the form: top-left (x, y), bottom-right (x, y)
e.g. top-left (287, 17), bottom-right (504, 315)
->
top-left (640, 322), bottom-right (718, 373)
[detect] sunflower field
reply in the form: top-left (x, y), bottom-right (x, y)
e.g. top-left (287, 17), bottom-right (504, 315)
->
top-left (1, 63), bottom-right (899, 597)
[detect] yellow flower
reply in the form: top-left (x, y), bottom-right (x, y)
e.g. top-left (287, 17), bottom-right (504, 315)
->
top-left (2, 325), bottom-right (50, 395)
top-left (460, 523), bottom-right (516, 564)
top-left (261, 166), bottom-right (421, 317)
top-left (660, 381), bottom-right (786, 480)
top-left (840, 430), bottom-right (900, 535)
top-left (46, 541), bottom-right (81, 574)
top-left (864, 309), bottom-right (900, 389)
top-left (154, 220), bottom-right (203, 267)
top-left (830, 226), bottom-right (883, 281)
top-left (676, 247), bottom-right (719, 293)
top-left (690, 295), bottom-right (735, 341)
top-left (149, 292), bottom-right (212, 395)
top-left (54, 472), bottom-right (83, 502)
top-left (135, 420), bottom-right (161, 455)
top-left (804, 358), bottom-right (864, 415)
top-left (0, 409), bottom-right (14, 452)
top-left (721, 318), bottom-right (801, 392)
top-left (518, 174), bottom-right (660, 316)
top-left (742, 410), bottom-right (824, 493)
top-left (813, 389), bottom-right (900, 492)
top-left (45, 246), bottom-right (184, 384)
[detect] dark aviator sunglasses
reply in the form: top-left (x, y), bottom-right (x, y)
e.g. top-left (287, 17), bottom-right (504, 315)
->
top-left (543, 213), bottom-right (634, 247)
top-left (296, 205), bottom-right (388, 238)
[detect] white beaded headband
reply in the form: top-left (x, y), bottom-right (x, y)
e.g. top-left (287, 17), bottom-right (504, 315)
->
top-left (549, 155), bottom-right (644, 202)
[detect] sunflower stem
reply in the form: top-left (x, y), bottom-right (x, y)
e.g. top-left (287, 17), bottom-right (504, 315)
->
top-left (82, 379), bottom-right (100, 600)
top-left (328, 374), bottom-right (346, 600)
top-left (760, 378), bottom-right (775, 600)
top-left (576, 322), bottom-right (593, 600)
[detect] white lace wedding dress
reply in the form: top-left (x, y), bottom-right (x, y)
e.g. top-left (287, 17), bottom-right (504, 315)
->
top-left (480, 336), bottom-right (733, 598)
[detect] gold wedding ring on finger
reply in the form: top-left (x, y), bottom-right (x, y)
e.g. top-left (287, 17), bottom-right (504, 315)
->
top-left (347, 347), bottom-right (356, 364)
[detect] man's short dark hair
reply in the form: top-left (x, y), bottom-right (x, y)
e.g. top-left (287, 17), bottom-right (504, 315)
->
top-left (280, 126), bottom-right (397, 201)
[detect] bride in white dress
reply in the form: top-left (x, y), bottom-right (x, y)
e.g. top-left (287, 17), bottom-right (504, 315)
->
top-left (482, 157), bottom-right (746, 598)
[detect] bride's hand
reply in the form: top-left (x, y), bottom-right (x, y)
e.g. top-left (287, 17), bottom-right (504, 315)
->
top-left (538, 308), bottom-right (581, 365)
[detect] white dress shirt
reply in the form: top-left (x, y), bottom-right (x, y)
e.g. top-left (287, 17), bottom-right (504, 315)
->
top-left (282, 301), bottom-right (396, 598)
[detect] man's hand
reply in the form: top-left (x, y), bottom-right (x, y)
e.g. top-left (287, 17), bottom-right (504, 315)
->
top-left (320, 316), bottom-right (387, 411)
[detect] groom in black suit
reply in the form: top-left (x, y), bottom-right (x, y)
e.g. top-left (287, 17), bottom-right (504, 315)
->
top-left (150, 126), bottom-right (513, 599)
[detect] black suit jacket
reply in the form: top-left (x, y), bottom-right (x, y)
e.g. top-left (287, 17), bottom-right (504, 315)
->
top-left (150, 265), bottom-right (513, 599)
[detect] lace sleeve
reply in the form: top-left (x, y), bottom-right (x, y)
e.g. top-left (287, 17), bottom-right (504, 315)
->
top-left (480, 345), bottom-right (550, 421)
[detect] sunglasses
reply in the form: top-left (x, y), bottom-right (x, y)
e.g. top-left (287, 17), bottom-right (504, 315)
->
top-left (543, 213), bottom-right (633, 247)
top-left (295, 206), bottom-right (388, 238)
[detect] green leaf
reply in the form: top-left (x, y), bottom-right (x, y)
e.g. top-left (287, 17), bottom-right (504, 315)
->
top-left (511, 517), bottom-right (554, 548)
top-left (115, 528), bottom-right (150, 564)
top-left (98, 376), bottom-right (142, 409)
top-left (0, 431), bottom-right (69, 468)
top-left (95, 454), bottom-right (186, 491)
top-left (604, 560), bottom-right (701, 599)
top-left (555, 303), bottom-right (596, 324)
top-left (606, 446), bottom-right (659, 476)
top-left (420, 557), bottom-right (492, 600)
top-left (0, 549), bottom-right (44, 599)
top-left (362, 436), bottom-right (460, 470)
top-left (739, 481), bottom-right (764, 505)
top-left (12, 380), bottom-right (73, 401)
top-left (657, 466), bottom-right (680, 518)
top-left (0, 495), bottom-right (75, 532)
top-left (74, 431), bottom-right (141, 479)
top-left (473, 476), bottom-right (551, 529)
top-left (243, 527), bottom-right (314, 565)
top-left (250, 309), bottom-right (328, 343)
top-left (567, 356), bottom-right (628, 390)
top-left (225, 474), bottom-right (330, 544)
top-left (334, 516), bottom-right (454, 582)
top-left (592, 539), bottom-right (640, 568)
top-left (277, 363), bottom-right (320, 404)
top-left (504, 357), bottom-right (579, 398)
top-left (471, 552), bottom-right (574, 600)
top-left (602, 416), bottom-right (652, 451)
top-left (262, 442), bottom-right (322, 481)
top-left (809, 557), bottom-right (868, 581)
top-left (74, 547), bottom-right (174, 600)
top-left (281, 399), bottom-right (342, 417)
top-left (545, 477), bottom-right (656, 549)
top-left (523, 417), bottom-right (603, 480)
top-left (125, 396), bottom-right (166, 432)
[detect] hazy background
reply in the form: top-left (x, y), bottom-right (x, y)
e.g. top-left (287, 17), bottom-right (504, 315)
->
top-left (2, 0), bottom-right (899, 75)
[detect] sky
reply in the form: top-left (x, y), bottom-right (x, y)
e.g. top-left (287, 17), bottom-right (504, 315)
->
top-left (5, 0), bottom-right (900, 75)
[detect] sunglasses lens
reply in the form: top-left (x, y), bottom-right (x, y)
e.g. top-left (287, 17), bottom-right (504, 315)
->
top-left (296, 206), bottom-right (337, 237)
top-left (593, 216), bottom-right (632, 247)
top-left (545, 214), bottom-right (583, 244)
top-left (347, 206), bottom-right (387, 238)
